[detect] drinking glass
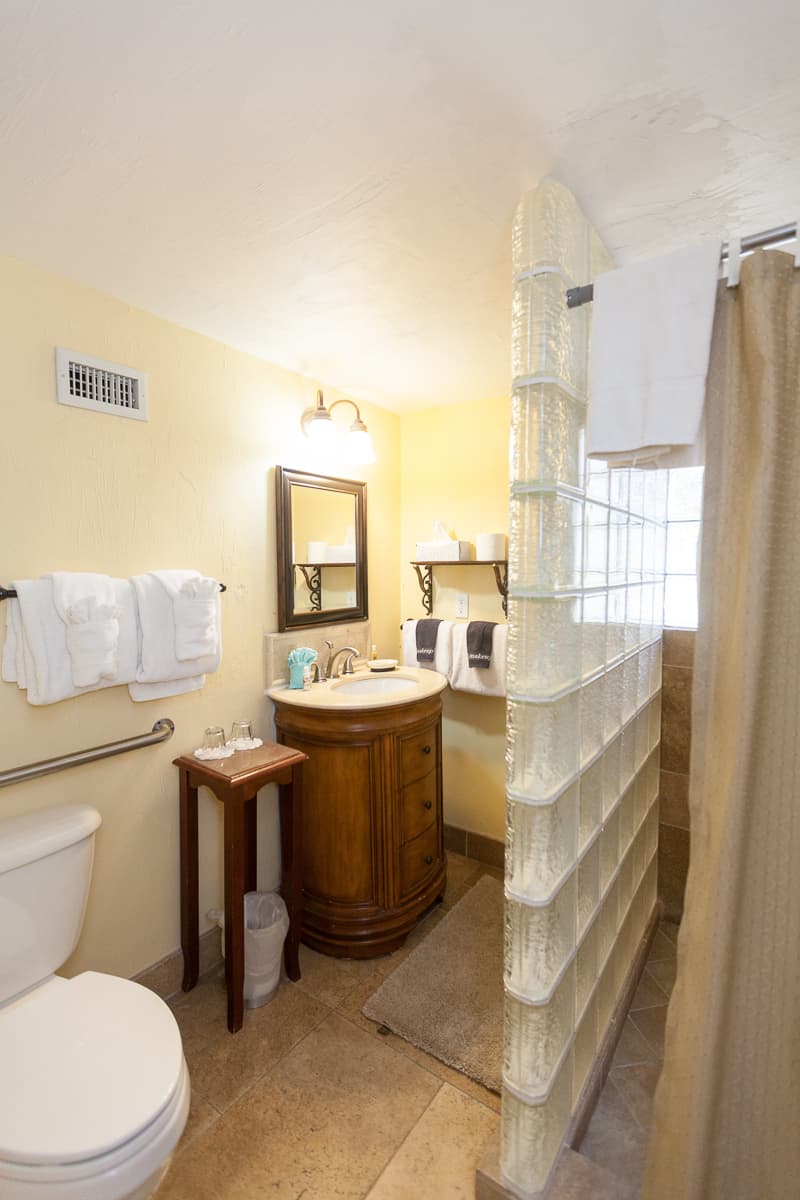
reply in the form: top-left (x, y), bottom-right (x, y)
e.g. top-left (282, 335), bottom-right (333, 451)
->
top-left (230, 720), bottom-right (254, 747)
top-left (203, 726), bottom-right (226, 752)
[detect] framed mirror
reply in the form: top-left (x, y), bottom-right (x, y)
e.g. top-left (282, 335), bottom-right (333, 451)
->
top-left (275, 466), bottom-right (368, 631)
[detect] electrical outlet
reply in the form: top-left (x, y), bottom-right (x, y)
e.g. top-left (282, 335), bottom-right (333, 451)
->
top-left (455, 592), bottom-right (469, 618)
top-left (346, 591), bottom-right (356, 606)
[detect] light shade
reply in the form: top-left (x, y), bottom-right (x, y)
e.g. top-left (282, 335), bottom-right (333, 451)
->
top-left (301, 390), bottom-right (375, 464)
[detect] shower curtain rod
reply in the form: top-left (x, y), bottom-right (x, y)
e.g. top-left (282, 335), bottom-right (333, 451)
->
top-left (565, 221), bottom-right (797, 309)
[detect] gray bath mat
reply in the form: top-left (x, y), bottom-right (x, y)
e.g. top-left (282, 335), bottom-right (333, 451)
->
top-left (362, 874), bottom-right (503, 1092)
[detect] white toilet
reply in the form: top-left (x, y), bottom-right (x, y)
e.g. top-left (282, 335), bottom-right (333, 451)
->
top-left (0, 804), bottom-right (190, 1199)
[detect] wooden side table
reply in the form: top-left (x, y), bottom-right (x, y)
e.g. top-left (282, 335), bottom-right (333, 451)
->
top-left (174, 741), bottom-right (308, 1033)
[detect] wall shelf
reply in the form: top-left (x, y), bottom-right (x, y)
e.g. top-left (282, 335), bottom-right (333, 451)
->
top-left (293, 561), bottom-right (356, 612)
top-left (410, 560), bottom-right (508, 617)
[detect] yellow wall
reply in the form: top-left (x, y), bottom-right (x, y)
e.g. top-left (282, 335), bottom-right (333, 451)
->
top-left (0, 254), bottom-right (401, 980)
top-left (400, 397), bottom-right (510, 841)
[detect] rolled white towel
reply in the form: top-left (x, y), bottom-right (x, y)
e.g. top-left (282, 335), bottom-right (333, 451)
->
top-left (9, 578), bottom-right (138, 705)
top-left (64, 597), bottom-right (120, 687)
top-left (173, 576), bottom-right (220, 661)
top-left (2, 598), bottom-right (25, 687)
top-left (46, 572), bottom-right (120, 687)
top-left (132, 573), bottom-right (220, 684)
top-left (146, 570), bottom-right (221, 663)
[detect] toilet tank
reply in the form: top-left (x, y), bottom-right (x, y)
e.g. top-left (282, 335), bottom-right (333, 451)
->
top-left (0, 804), bottom-right (102, 1003)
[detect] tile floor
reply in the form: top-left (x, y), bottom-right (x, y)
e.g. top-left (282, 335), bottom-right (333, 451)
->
top-left (157, 852), bottom-right (502, 1200)
top-left (571, 918), bottom-right (679, 1198)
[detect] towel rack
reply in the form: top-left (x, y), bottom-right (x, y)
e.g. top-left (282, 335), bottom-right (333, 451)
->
top-left (0, 583), bottom-right (227, 601)
top-left (0, 718), bottom-right (175, 789)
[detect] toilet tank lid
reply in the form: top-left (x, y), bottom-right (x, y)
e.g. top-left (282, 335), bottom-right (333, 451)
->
top-left (0, 804), bottom-right (101, 874)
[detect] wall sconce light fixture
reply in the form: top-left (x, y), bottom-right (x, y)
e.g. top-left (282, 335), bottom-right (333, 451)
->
top-left (301, 390), bottom-right (376, 465)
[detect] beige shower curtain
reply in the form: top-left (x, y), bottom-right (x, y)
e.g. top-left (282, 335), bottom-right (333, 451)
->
top-left (642, 249), bottom-right (800, 1199)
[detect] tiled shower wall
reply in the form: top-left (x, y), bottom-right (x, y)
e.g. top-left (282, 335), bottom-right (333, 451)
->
top-left (658, 629), bottom-right (695, 920)
top-left (501, 181), bottom-right (667, 1196)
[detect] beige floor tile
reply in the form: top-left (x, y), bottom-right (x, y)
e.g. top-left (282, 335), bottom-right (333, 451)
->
top-left (611, 1018), bottom-right (660, 1068)
top-left (629, 970), bottom-right (669, 1011)
top-left (158, 1013), bottom-right (440, 1200)
top-left (295, 942), bottom-right (392, 1006)
top-left (630, 1006), bottom-right (667, 1059)
top-left (365, 1082), bottom-right (499, 1200)
top-left (548, 1147), bottom-right (638, 1200)
top-left (579, 1077), bottom-right (651, 1187)
top-left (646, 956), bottom-right (677, 996)
top-left (609, 1061), bottom-right (662, 1131)
top-left (338, 969), bottom-right (501, 1113)
top-left (175, 1093), bottom-right (220, 1153)
top-left (171, 972), bottom-right (329, 1112)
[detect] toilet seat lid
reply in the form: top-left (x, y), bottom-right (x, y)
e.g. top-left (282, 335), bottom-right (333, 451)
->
top-left (0, 972), bottom-right (184, 1166)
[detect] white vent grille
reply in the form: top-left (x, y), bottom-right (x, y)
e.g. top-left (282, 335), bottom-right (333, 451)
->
top-left (55, 348), bottom-right (148, 421)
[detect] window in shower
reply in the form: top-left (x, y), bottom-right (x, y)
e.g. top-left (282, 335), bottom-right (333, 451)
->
top-left (664, 466), bottom-right (704, 629)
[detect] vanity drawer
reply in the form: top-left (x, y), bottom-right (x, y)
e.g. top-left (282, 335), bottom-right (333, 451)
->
top-left (399, 823), bottom-right (440, 896)
top-left (400, 772), bottom-right (437, 843)
top-left (399, 726), bottom-right (439, 785)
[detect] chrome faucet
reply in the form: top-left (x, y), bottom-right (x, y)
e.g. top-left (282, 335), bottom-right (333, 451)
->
top-left (319, 638), bottom-right (334, 681)
top-left (327, 645), bottom-right (360, 678)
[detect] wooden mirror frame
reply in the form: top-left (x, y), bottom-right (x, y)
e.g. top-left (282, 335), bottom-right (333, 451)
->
top-left (275, 466), bottom-right (368, 631)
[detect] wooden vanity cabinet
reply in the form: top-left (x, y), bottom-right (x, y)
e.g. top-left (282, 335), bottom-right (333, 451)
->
top-left (273, 691), bottom-right (445, 957)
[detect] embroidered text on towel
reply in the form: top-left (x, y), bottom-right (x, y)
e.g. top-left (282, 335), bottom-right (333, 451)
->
top-left (415, 619), bottom-right (442, 663)
top-left (466, 621), bottom-right (496, 669)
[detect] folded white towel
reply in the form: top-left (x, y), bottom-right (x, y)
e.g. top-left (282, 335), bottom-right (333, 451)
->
top-left (46, 573), bottom-right (120, 687)
top-left (8, 578), bottom-right (138, 705)
top-left (401, 619), bottom-right (453, 676)
top-left (146, 570), bottom-right (221, 662)
top-left (448, 623), bottom-right (507, 697)
top-left (63, 597), bottom-right (120, 687)
top-left (132, 573), bottom-right (221, 684)
top-left (128, 676), bottom-right (206, 702)
top-left (586, 239), bottom-right (721, 468)
top-left (2, 598), bottom-right (25, 688)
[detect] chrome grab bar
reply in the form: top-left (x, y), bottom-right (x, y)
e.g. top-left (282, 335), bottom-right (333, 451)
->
top-left (0, 718), bottom-right (175, 789)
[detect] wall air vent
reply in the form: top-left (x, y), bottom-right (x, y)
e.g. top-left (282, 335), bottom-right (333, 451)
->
top-left (55, 348), bottom-right (148, 421)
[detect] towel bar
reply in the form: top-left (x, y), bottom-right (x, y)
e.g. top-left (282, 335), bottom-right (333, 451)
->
top-left (0, 718), bottom-right (175, 788)
top-left (0, 582), bottom-right (226, 601)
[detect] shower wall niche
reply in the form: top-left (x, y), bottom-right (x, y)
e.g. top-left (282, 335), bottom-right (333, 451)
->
top-left (501, 180), bottom-right (667, 1195)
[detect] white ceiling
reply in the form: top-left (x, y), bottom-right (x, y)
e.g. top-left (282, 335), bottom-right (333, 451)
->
top-left (2, 0), bottom-right (798, 412)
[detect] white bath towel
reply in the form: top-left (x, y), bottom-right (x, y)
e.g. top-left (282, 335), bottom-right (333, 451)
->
top-left (401, 619), bottom-right (453, 676)
top-left (147, 570), bottom-right (221, 662)
top-left (131, 573), bottom-right (220, 686)
top-left (586, 239), bottom-right (721, 468)
top-left (448, 623), bottom-right (507, 697)
top-left (2, 598), bottom-right (26, 688)
top-left (7, 578), bottom-right (138, 705)
top-left (46, 572), bottom-right (120, 687)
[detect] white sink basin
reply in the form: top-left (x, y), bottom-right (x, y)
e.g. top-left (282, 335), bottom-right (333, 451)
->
top-left (331, 675), bottom-right (419, 698)
top-left (267, 666), bottom-right (447, 710)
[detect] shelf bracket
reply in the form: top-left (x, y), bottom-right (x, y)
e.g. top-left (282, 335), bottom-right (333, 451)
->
top-left (412, 563), bottom-right (433, 615)
top-left (491, 562), bottom-right (508, 617)
top-left (295, 565), bottom-right (322, 612)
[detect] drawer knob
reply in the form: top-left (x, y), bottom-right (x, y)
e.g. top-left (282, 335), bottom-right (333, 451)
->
top-left (423, 800), bottom-right (433, 810)
top-left (424, 855), bottom-right (433, 865)
top-left (423, 745), bottom-right (431, 754)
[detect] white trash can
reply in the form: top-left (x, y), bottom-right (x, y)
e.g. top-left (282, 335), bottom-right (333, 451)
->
top-left (208, 891), bottom-right (289, 1009)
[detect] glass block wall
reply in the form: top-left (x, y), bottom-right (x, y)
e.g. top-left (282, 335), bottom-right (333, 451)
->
top-left (501, 180), bottom-right (666, 1196)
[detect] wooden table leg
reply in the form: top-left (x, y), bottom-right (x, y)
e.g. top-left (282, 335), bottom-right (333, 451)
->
top-left (279, 763), bottom-right (303, 982)
top-left (179, 771), bottom-right (199, 992)
top-left (223, 795), bottom-right (247, 1033)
